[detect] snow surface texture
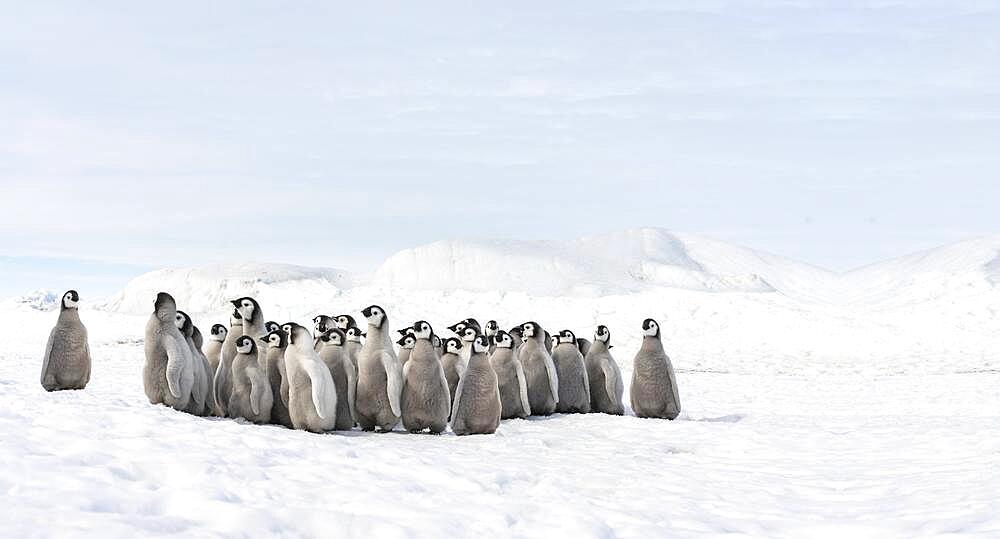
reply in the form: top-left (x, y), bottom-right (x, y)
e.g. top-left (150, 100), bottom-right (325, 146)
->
top-left (2, 229), bottom-right (1000, 537)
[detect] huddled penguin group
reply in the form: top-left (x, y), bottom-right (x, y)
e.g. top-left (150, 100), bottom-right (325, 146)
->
top-left (42, 289), bottom-right (683, 435)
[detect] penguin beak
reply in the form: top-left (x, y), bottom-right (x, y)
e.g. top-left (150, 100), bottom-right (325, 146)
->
top-left (230, 299), bottom-right (241, 307)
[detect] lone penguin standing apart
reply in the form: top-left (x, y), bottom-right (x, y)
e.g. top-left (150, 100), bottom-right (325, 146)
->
top-left (488, 330), bottom-right (531, 419)
top-left (630, 319), bottom-right (681, 420)
top-left (260, 329), bottom-right (294, 428)
top-left (355, 305), bottom-right (402, 432)
top-left (213, 309), bottom-right (243, 417)
top-left (40, 290), bottom-right (92, 391)
top-left (400, 321), bottom-right (451, 434)
top-left (283, 324), bottom-right (339, 433)
top-left (317, 328), bottom-right (358, 431)
top-left (585, 325), bottom-right (624, 415)
top-left (517, 322), bottom-right (559, 416)
top-left (552, 330), bottom-right (591, 413)
top-left (228, 336), bottom-right (274, 424)
top-left (451, 335), bottom-right (501, 435)
top-left (202, 324), bottom-right (227, 375)
top-left (143, 292), bottom-right (194, 411)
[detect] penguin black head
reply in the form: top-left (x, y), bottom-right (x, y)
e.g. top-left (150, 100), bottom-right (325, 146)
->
top-left (265, 321), bottom-right (280, 334)
top-left (361, 305), bottom-right (387, 328)
top-left (397, 326), bottom-right (414, 336)
top-left (508, 326), bottom-right (523, 339)
top-left (412, 320), bottom-right (433, 340)
top-left (463, 318), bottom-right (482, 333)
top-left (61, 290), bottom-right (80, 311)
top-left (443, 337), bottom-right (463, 354)
top-left (557, 329), bottom-right (576, 345)
top-left (210, 323), bottom-right (228, 341)
top-left (231, 297), bottom-right (260, 324)
top-left (287, 323), bottom-right (312, 346)
top-left (447, 321), bottom-right (467, 334)
top-left (235, 335), bottom-right (257, 355)
top-left (396, 334), bottom-right (416, 349)
top-left (345, 326), bottom-right (365, 343)
top-left (280, 322), bottom-right (295, 336)
top-left (314, 315), bottom-right (334, 335)
top-left (261, 329), bottom-right (287, 349)
top-left (471, 335), bottom-right (490, 354)
top-left (485, 320), bottom-right (499, 335)
top-left (642, 318), bottom-right (660, 338)
top-left (520, 321), bottom-right (541, 339)
top-left (492, 330), bottom-right (513, 349)
top-left (458, 326), bottom-right (478, 342)
top-left (595, 325), bottom-right (611, 344)
top-left (174, 310), bottom-right (194, 336)
top-left (320, 328), bottom-right (346, 346)
top-left (432, 334), bottom-right (442, 348)
top-left (335, 314), bottom-right (357, 330)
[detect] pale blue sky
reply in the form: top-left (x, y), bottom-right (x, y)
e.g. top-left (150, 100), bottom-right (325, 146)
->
top-left (2, 1), bottom-right (999, 296)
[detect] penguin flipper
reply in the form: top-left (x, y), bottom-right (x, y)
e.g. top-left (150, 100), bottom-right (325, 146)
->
top-left (345, 357), bottom-right (358, 423)
top-left (163, 333), bottom-right (189, 399)
top-left (450, 374), bottom-right (466, 424)
top-left (40, 327), bottom-right (57, 388)
top-left (542, 352), bottom-right (559, 404)
top-left (602, 357), bottom-right (620, 404)
top-left (513, 359), bottom-right (532, 416)
top-left (302, 357), bottom-right (337, 420)
top-left (213, 359), bottom-right (230, 414)
top-left (436, 362), bottom-right (452, 413)
top-left (379, 350), bottom-right (402, 418)
top-left (248, 367), bottom-right (264, 416)
top-left (278, 357), bottom-right (290, 408)
top-left (82, 340), bottom-right (92, 386)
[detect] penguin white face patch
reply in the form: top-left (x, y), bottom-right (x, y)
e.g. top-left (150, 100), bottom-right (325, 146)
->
top-left (237, 299), bottom-right (255, 320)
top-left (174, 313), bottom-right (187, 330)
top-left (493, 332), bottom-right (512, 349)
top-left (595, 325), bottom-right (610, 343)
top-left (236, 337), bottom-right (253, 354)
top-left (413, 321), bottom-right (433, 339)
top-left (643, 320), bottom-right (659, 337)
top-left (558, 330), bottom-right (575, 345)
top-left (472, 336), bottom-right (489, 354)
top-left (363, 306), bottom-right (385, 327)
top-left (522, 323), bottom-right (536, 338)
top-left (62, 292), bottom-right (79, 309)
top-left (460, 328), bottom-right (477, 342)
top-left (445, 339), bottom-right (461, 353)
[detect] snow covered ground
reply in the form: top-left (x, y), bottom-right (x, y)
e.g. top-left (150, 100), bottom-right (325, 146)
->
top-left (2, 230), bottom-right (999, 537)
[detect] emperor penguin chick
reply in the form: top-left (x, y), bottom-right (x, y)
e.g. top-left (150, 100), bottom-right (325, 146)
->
top-left (313, 315), bottom-right (335, 351)
top-left (484, 320), bottom-right (499, 355)
top-left (630, 319), bottom-right (681, 420)
top-left (343, 326), bottom-right (364, 373)
top-left (40, 290), bottom-right (92, 391)
top-left (284, 324), bottom-right (339, 433)
top-left (397, 325), bottom-right (415, 366)
top-left (552, 330), bottom-right (591, 413)
top-left (318, 328), bottom-right (358, 431)
top-left (439, 337), bottom-right (464, 405)
top-left (451, 335), bottom-right (501, 435)
top-left (213, 309), bottom-right (243, 416)
top-left (488, 330), bottom-right (531, 419)
top-left (260, 330), bottom-right (294, 428)
top-left (354, 305), bottom-right (402, 432)
top-left (191, 325), bottom-right (218, 416)
top-left (400, 321), bottom-right (451, 434)
top-left (585, 325), bottom-right (624, 415)
top-left (174, 311), bottom-right (211, 416)
top-left (143, 292), bottom-right (194, 411)
top-left (228, 336), bottom-right (273, 424)
top-left (517, 322), bottom-right (559, 416)
top-left (202, 324), bottom-right (227, 375)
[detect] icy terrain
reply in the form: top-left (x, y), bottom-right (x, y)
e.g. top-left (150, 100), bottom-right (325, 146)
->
top-left (2, 230), bottom-right (999, 537)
